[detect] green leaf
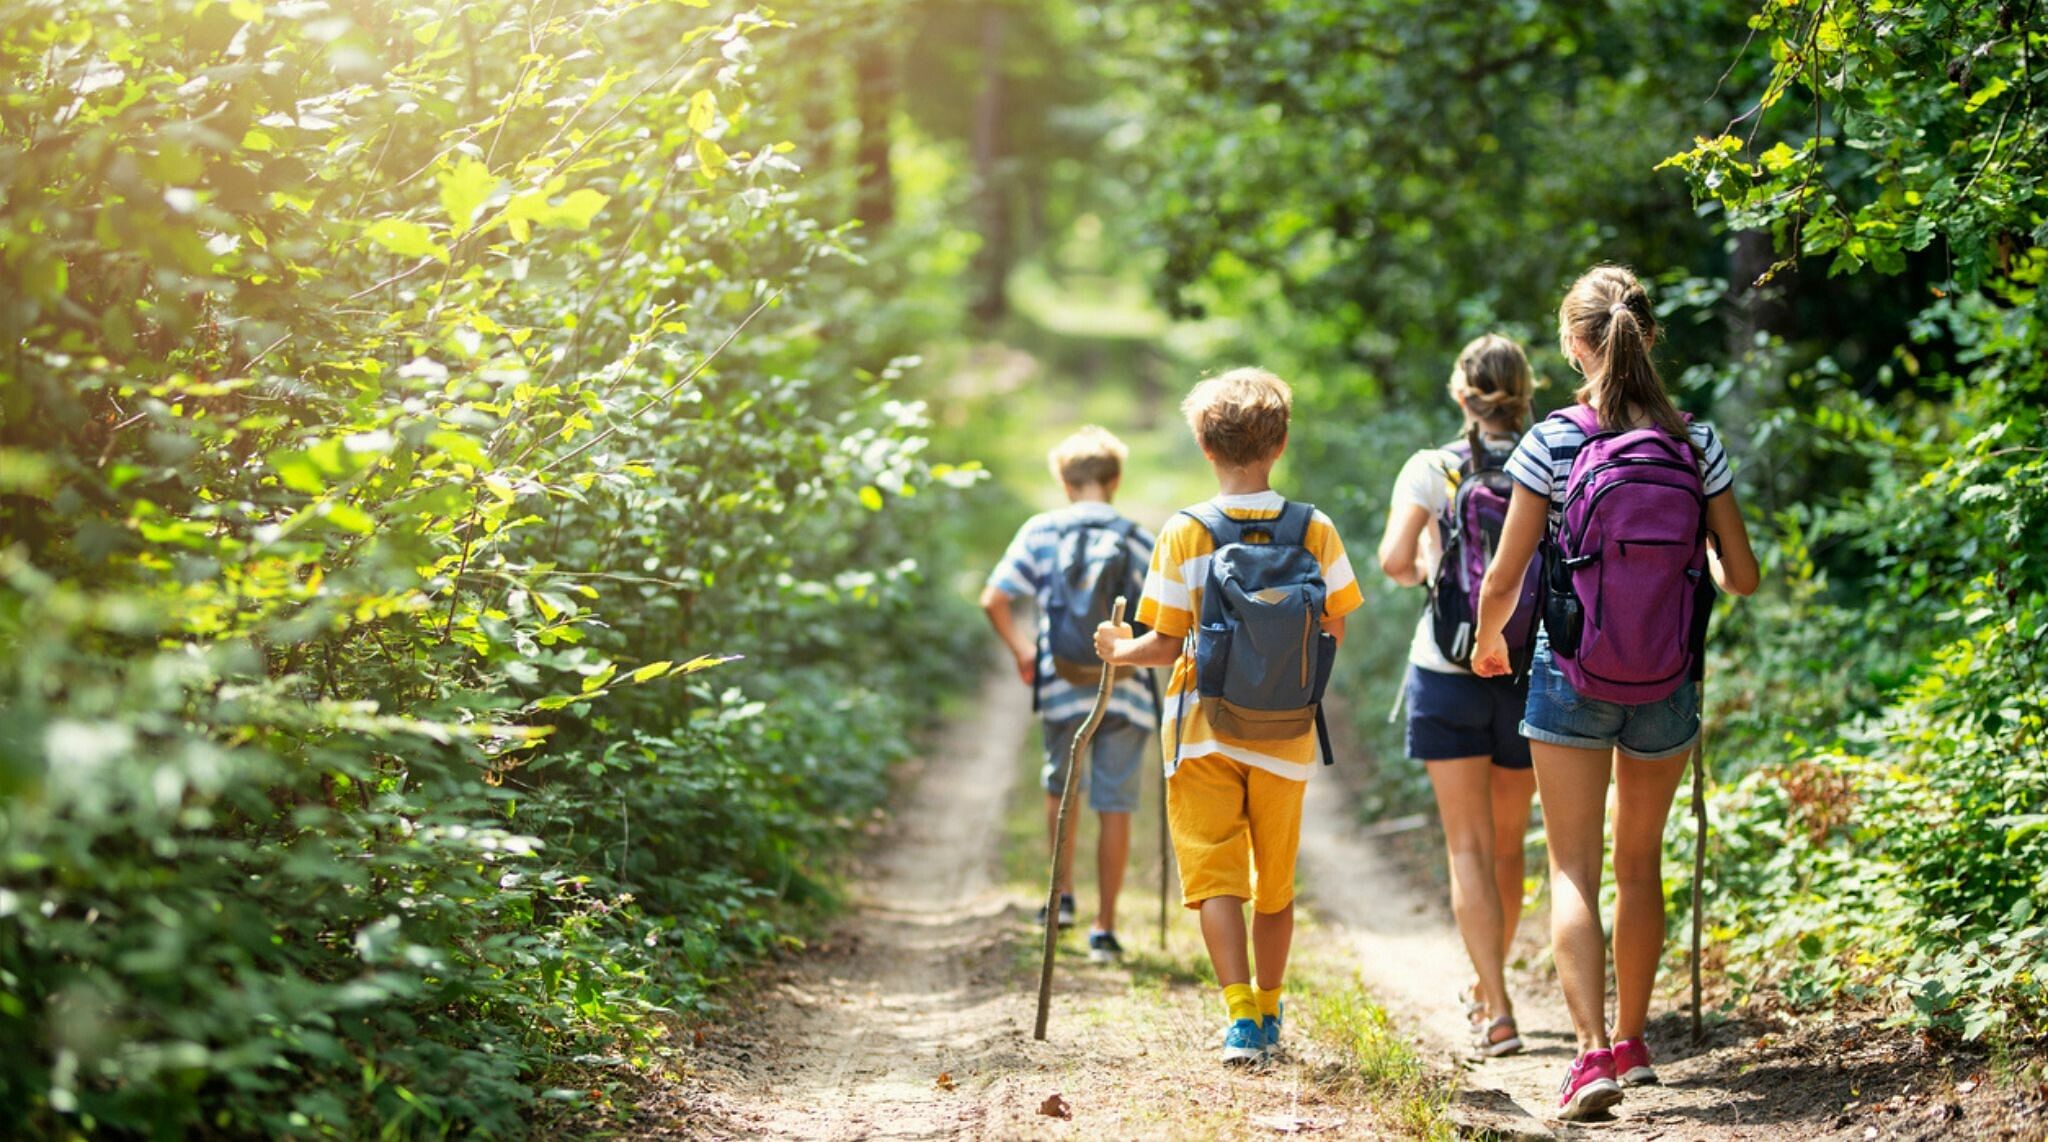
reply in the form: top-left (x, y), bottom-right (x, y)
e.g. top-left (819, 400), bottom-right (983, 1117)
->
top-left (687, 90), bottom-right (717, 134)
top-left (322, 502), bottom-right (376, 534)
top-left (426, 430), bottom-right (489, 468)
top-left (1965, 76), bottom-right (2008, 114)
top-left (693, 137), bottom-right (727, 174)
top-left (858, 485), bottom-right (883, 511)
top-left (438, 158), bottom-right (501, 238)
top-left (546, 188), bottom-right (609, 230)
top-left (581, 663), bottom-right (617, 693)
top-left (629, 660), bottom-right (672, 683)
top-left (673, 654), bottom-right (741, 676)
top-left (268, 449), bottom-right (327, 494)
top-left (364, 218), bottom-right (449, 263)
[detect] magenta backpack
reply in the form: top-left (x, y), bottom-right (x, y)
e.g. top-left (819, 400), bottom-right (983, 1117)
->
top-left (1541, 404), bottom-right (1710, 704)
top-left (1429, 438), bottom-right (1543, 673)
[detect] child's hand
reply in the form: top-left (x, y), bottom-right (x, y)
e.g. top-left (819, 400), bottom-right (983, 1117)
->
top-left (1470, 630), bottom-right (1511, 678)
top-left (1012, 645), bottom-right (1035, 686)
top-left (1094, 621), bottom-right (1133, 664)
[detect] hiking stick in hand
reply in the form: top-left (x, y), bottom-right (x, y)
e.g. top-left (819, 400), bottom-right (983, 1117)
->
top-left (1035, 596), bottom-right (1125, 1041)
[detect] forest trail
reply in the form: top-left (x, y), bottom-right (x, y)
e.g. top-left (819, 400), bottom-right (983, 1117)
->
top-left (670, 669), bottom-right (1035, 1138)
top-left (664, 667), bottom-right (1443, 1138)
top-left (658, 668), bottom-right (2011, 1140)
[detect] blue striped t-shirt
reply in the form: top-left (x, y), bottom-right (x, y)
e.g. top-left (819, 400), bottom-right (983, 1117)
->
top-left (987, 502), bottom-right (1159, 729)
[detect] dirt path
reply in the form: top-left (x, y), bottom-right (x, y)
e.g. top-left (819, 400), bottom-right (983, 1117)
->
top-left (671, 669), bottom-right (1034, 1139)
top-left (651, 664), bottom-right (2032, 1140)
top-left (661, 668), bottom-right (1447, 1138)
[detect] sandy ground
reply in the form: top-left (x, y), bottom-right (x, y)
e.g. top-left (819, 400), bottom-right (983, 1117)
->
top-left (638, 670), bottom-right (2046, 1140)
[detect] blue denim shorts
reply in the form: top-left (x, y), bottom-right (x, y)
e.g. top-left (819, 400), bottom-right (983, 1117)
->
top-left (1521, 639), bottom-right (1700, 760)
top-left (1042, 714), bottom-right (1151, 813)
top-left (1404, 665), bottom-right (1532, 769)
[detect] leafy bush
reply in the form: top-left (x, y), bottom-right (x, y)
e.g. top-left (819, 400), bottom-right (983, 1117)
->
top-left (1658, 0), bottom-right (2048, 1042)
top-left (0, 0), bottom-right (974, 1133)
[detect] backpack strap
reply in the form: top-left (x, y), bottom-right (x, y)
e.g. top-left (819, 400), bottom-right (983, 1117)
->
top-left (1314, 704), bottom-right (1334, 766)
top-left (1553, 402), bottom-right (1602, 436)
top-left (1181, 502), bottom-right (1237, 547)
top-left (1269, 500), bottom-right (1315, 549)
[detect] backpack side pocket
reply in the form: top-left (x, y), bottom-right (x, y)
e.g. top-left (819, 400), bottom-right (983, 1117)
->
top-left (1195, 622), bottom-right (1231, 698)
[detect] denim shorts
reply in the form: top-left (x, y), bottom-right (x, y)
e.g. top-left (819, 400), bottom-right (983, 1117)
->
top-left (1521, 639), bottom-right (1700, 760)
top-left (1404, 665), bottom-right (1532, 769)
top-left (1042, 714), bottom-right (1151, 813)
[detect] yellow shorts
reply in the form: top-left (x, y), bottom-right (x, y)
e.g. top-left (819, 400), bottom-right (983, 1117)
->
top-left (1167, 753), bottom-right (1306, 914)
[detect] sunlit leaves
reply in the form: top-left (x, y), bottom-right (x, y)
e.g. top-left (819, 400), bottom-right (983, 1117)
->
top-left (364, 218), bottom-right (449, 263)
top-left (438, 158), bottom-right (502, 238)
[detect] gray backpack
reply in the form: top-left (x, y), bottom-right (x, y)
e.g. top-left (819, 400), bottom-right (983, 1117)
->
top-left (1174, 501), bottom-right (1337, 766)
top-left (1039, 515), bottom-right (1146, 704)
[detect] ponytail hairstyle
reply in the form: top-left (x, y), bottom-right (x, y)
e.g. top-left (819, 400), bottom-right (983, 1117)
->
top-left (1558, 264), bottom-right (1690, 444)
top-left (1448, 333), bottom-right (1534, 458)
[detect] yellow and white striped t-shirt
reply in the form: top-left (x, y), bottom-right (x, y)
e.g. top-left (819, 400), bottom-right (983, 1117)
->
top-left (1137, 491), bottom-right (1364, 782)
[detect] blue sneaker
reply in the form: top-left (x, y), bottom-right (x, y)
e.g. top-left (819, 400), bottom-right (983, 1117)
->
top-left (1222, 1018), bottom-right (1265, 1064)
top-left (1262, 1000), bottom-right (1284, 1056)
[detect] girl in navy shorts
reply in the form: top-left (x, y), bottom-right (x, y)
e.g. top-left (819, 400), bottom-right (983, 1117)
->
top-left (1377, 334), bottom-right (1538, 1059)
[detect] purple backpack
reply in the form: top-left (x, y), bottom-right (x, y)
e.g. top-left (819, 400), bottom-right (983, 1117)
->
top-left (1542, 404), bottom-right (1710, 704)
top-left (1429, 438), bottom-right (1543, 672)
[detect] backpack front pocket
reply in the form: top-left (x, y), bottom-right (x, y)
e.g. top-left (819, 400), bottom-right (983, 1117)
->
top-left (1211, 699), bottom-right (1318, 742)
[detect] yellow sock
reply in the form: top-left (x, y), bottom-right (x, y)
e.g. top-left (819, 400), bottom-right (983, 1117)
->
top-left (1255, 985), bottom-right (1284, 1019)
top-left (1222, 982), bottom-right (1259, 1023)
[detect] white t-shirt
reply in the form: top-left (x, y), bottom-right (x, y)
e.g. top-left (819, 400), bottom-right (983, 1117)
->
top-left (1388, 437), bottom-right (1517, 675)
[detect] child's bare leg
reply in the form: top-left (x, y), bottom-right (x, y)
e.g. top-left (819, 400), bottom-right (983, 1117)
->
top-left (1491, 765), bottom-right (1537, 961)
top-left (1251, 903), bottom-right (1293, 991)
top-left (1198, 896), bottom-right (1252, 985)
top-left (1095, 811), bottom-right (1130, 932)
top-left (1427, 756), bottom-right (1510, 1020)
top-left (1532, 740), bottom-right (1614, 1053)
top-left (1611, 749), bottom-right (1688, 1042)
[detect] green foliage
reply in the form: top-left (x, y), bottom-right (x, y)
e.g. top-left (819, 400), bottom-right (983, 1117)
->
top-left (1656, 1), bottom-right (2048, 1042)
top-left (0, 0), bottom-right (976, 1134)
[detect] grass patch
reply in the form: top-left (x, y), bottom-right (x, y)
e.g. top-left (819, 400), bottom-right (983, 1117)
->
top-left (1301, 975), bottom-right (1458, 1139)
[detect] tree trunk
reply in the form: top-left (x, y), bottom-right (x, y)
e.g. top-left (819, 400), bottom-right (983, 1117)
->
top-left (970, 2), bottom-right (1010, 324)
top-left (853, 35), bottom-right (896, 230)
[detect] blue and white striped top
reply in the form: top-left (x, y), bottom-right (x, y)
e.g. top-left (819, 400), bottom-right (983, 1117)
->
top-left (1505, 411), bottom-right (1734, 526)
top-left (987, 502), bottom-right (1159, 729)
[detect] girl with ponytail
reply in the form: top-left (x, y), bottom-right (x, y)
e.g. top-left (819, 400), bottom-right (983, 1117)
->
top-left (1470, 266), bottom-right (1760, 1120)
top-left (1376, 334), bottom-right (1540, 1060)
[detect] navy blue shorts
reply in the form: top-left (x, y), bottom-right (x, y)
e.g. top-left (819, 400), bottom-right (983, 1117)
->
top-left (1405, 664), bottom-right (1532, 769)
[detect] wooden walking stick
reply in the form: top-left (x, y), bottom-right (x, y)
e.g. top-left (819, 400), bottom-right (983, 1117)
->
top-left (1035, 596), bottom-right (1125, 1041)
top-left (1158, 742), bottom-right (1170, 950)
top-left (1690, 710), bottom-right (1709, 1047)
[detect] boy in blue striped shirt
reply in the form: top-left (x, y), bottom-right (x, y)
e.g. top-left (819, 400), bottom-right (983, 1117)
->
top-left (981, 427), bottom-right (1157, 963)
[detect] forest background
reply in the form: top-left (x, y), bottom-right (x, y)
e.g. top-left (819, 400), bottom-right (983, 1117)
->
top-left (0, 0), bottom-right (2043, 1134)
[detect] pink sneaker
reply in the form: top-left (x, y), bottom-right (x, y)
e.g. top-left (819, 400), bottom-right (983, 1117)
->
top-left (1557, 1048), bottom-right (1624, 1121)
top-left (1613, 1037), bottom-right (1658, 1086)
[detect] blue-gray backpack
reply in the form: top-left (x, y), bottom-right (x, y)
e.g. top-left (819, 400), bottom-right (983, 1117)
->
top-left (1174, 501), bottom-right (1337, 765)
top-left (1038, 514), bottom-right (1149, 706)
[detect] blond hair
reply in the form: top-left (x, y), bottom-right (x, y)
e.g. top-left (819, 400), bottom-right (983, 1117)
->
top-left (1047, 425), bottom-right (1129, 488)
top-left (1181, 367), bottom-right (1292, 468)
top-left (1559, 264), bottom-right (1689, 444)
top-left (1448, 334), bottom-right (1534, 454)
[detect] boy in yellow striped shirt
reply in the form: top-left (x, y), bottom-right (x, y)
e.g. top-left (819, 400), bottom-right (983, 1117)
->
top-left (1094, 368), bottom-right (1363, 1063)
